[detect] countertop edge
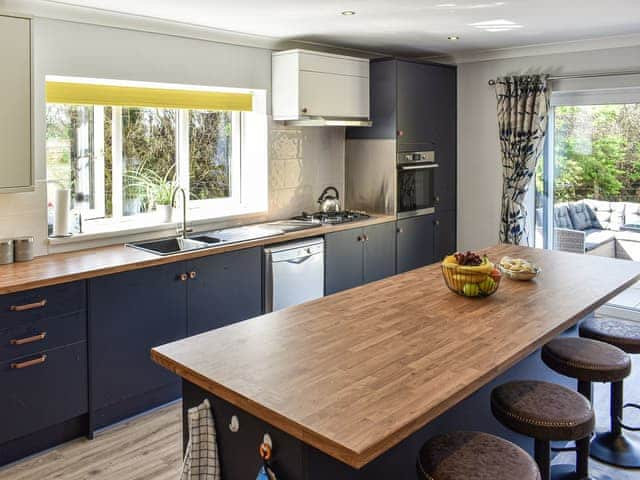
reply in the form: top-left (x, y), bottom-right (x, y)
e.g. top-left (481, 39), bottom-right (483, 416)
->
top-left (150, 348), bottom-right (363, 468)
top-left (0, 215), bottom-right (397, 295)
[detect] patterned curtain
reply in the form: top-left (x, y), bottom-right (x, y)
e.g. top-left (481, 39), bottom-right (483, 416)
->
top-left (496, 75), bottom-right (550, 245)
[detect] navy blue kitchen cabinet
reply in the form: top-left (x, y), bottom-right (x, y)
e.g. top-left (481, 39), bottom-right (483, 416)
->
top-left (88, 249), bottom-right (263, 430)
top-left (396, 214), bottom-right (436, 273)
top-left (363, 221), bottom-right (397, 284)
top-left (0, 281), bottom-right (88, 466)
top-left (325, 222), bottom-right (396, 295)
top-left (346, 58), bottom-right (457, 146)
top-left (88, 262), bottom-right (188, 430)
top-left (187, 247), bottom-right (262, 336)
top-left (435, 210), bottom-right (457, 260)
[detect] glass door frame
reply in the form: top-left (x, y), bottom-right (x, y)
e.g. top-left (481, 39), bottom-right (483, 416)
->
top-left (539, 87), bottom-right (640, 250)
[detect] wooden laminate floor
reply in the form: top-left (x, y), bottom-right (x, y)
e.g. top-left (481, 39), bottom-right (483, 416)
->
top-left (1, 362), bottom-right (639, 480)
top-left (0, 403), bottom-right (183, 480)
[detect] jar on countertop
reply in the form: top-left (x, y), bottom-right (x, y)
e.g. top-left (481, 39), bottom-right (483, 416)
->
top-left (14, 236), bottom-right (35, 262)
top-left (0, 239), bottom-right (13, 264)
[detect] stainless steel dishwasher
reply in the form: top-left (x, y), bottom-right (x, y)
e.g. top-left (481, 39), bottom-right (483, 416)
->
top-left (264, 237), bottom-right (324, 312)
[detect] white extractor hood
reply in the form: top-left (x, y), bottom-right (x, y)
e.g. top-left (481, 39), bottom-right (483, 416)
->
top-left (272, 49), bottom-right (371, 127)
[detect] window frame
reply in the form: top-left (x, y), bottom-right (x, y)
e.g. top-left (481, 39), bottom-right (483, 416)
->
top-left (47, 104), bottom-right (244, 227)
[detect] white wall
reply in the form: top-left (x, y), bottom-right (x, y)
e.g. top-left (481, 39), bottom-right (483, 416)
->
top-left (458, 45), bottom-right (640, 251)
top-left (0, 17), bottom-right (346, 255)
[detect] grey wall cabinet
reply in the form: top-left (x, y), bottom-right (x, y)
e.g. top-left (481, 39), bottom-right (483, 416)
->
top-left (325, 222), bottom-right (396, 295)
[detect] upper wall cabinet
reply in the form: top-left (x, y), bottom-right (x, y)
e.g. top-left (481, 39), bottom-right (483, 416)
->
top-left (272, 50), bottom-right (370, 122)
top-left (0, 16), bottom-right (32, 192)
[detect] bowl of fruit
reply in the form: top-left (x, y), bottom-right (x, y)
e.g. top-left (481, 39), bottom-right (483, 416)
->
top-left (441, 251), bottom-right (501, 297)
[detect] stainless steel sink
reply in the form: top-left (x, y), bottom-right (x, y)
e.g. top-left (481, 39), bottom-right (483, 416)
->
top-left (127, 237), bottom-right (215, 256)
top-left (189, 235), bottom-right (223, 244)
top-left (127, 223), bottom-right (287, 256)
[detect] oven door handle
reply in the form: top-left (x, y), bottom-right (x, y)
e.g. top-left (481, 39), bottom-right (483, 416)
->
top-left (398, 163), bottom-right (440, 170)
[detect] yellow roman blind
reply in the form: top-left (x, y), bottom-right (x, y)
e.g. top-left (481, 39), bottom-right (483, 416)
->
top-left (46, 81), bottom-right (253, 111)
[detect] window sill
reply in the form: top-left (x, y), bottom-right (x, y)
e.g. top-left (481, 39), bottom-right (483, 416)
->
top-left (48, 204), bottom-right (268, 251)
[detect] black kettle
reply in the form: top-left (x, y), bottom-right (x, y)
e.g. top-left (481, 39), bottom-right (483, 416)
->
top-left (317, 186), bottom-right (341, 214)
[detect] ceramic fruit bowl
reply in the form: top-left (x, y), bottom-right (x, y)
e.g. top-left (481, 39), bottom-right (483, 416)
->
top-left (441, 252), bottom-right (502, 298)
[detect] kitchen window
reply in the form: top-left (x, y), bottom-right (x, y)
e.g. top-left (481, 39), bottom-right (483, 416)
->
top-left (45, 77), bottom-right (266, 237)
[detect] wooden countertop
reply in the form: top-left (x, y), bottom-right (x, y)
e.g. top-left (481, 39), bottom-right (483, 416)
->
top-left (151, 245), bottom-right (640, 469)
top-left (0, 215), bottom-right (396, 294)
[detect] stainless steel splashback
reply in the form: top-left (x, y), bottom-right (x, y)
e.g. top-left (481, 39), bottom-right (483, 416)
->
top-left (345, 139), bottom-right (396, 215)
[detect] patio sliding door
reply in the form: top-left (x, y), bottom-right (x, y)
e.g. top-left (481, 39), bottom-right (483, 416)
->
top-left (535, 88), bottom-right (640, 257)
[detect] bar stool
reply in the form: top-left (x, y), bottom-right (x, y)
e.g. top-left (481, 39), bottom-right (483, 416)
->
top-left (416, 431), bottom-right (541, 480)
top-left (579, 316), bottom-right (640, 468)
top-left (491, 380), bottom-right (595, 480)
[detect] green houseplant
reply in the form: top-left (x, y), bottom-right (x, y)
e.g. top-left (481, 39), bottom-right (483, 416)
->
top-left (124, 163), bottom-right (177, 223)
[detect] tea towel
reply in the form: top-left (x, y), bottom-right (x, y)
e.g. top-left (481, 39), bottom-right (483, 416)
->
top-left (180, 399), bottom-right (220, 480)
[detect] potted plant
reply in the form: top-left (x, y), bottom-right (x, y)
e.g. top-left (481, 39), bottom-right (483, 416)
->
top-left (125, 163), bottom-right (176, 223)
top-left (154, 177), bottom-right (175, 223)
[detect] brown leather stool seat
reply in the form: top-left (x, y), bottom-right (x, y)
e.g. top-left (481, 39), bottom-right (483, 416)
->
top-left (542, 337), bottom-right (631, 383)
top-left (491, 381), bottom-right (594, 480)
top-left (578, 316), bottom-right (640, 468)
top-left (417, 431), bottom-right (541, 480)
top-left (580, 316), bottom-right (640, 354)
top-left (491, 381), bottom-right (594, 440)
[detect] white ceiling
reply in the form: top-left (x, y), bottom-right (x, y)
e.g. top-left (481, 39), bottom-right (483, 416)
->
top-left (47, 0), bottom-right (640, 56)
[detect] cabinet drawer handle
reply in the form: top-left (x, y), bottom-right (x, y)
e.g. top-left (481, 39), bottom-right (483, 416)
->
top-left (397, 228), bottom-right (404, 233)
top-left (10, 332), bottom-right (47, 345)
top-left (10, 299), bottom-right (47, 312)
top-left (11, 354), bottom-right (47, 369)
top-left (357, 236), bottom-right (363, 242)
top-left (189, 271), bottom-right (197, 280)
top-left (179, 273), bottom-right (188, 282)
top-left (362, 234), bottom-right (368, 242)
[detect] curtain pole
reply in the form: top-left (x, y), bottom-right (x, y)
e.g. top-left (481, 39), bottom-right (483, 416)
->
top-left (488, 69), bottom-right (640, 86)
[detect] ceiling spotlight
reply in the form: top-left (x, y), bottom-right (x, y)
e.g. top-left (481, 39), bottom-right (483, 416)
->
top-left (341, 10), bottom-right (356, 16)
top-left (448, 35), bottom-right (460, 40)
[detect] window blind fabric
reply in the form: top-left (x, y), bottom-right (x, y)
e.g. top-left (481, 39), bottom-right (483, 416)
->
top-left (46, 81), bottom-right (253, 111)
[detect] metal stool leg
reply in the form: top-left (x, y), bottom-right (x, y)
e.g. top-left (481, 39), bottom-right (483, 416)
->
top-left (535, 439), bottom-right (551, 480)
top-left (590, 380), bottom-right (640, 468)
top-left (578, 380), bottom-right (592, 404)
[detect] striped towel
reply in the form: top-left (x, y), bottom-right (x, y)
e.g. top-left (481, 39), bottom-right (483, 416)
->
top-left (180, 399), bottom-right (221, 480)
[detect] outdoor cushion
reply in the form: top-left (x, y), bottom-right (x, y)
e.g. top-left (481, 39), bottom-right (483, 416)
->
top-left (584, 228), bottom-right (616, 251)
top-left (554, 204), bottom-right (574, 229)
top-left (624, 202), bottom-right (640, 226)
top-left (584, 200), bottom-right (624, 230)
top-left (568, 202), bottom-right (599, 231)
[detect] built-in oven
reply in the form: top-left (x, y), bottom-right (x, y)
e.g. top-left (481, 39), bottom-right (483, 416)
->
top-left (396, 150), bottom-right (439, 218)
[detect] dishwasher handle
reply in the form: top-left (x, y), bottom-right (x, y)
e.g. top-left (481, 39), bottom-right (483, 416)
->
top-left (270, 244), bottom-right (324, 263)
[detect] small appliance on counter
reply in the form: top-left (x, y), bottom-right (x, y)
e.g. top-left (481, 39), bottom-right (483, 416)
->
top-left (317, 186), bottom-right (341, 214)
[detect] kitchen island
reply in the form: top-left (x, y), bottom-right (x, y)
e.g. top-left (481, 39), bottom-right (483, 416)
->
top-left (151, 245), bottom-right (640, 478)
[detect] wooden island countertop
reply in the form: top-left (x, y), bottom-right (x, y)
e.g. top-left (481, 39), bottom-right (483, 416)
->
top-left (151, 245), bottom-right (640, 469)
top-left (0, 215), bottom-right (395, 294)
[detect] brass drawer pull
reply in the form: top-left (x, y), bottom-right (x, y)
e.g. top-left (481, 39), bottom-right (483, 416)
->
top-left (11, 354), bottom-right (47, 369)
top-left (10, 299), bottom-right (47, 312)
top-left (189, 271), bottom-right (197, 279)
top-left (179, 273), bottom-right (188, 282)
top-left (10, 332), bottom-right (47, 345)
